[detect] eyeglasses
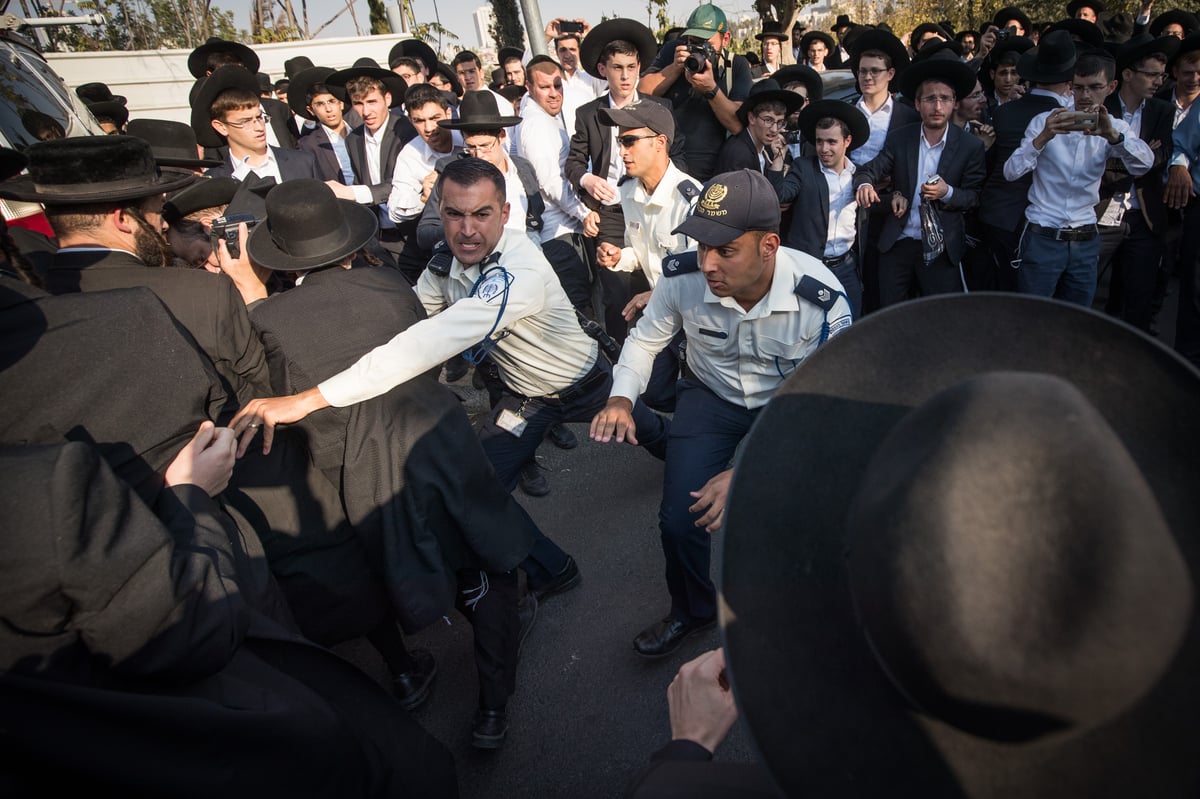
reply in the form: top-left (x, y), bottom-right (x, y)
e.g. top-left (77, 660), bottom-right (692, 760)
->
top-left (616, 133), bottom-right (659, 147)
top-left (754, 114), bottom-right (787, 130)
top-left (223, 113), bottom-right (270, 129)
top-left (918, 95), bottom-right (956, 106)
top-left (858, 67), bottom-right (889, 78)
top-left (1132, 69), bottom-right (1167, 80)
top-left (461, 137), bottom-right (500, 155)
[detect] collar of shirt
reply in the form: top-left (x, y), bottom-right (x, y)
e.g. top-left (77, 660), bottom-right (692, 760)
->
top-left (232, 147), bottom-right (278, 180)
top-left (58, 246), bottom-right (139, 258)
top-left (921, 124), bottom-right (949, 153)
top-left (448, 228), bottom-right (513, 283)
top-left (1030, 87), bottom-right (1070, 107)
top-left (633, 161), bottom-right (686, 207)
top-left (703, 257), bottom-right (798, 317)
top-left (322, 122), bottom-right (348, 140)
top-left (607, 90), bottom-right (640, 109)
top-left (819, 159), bottom-right (855, 179)
top-left (523, 98), bottom-right (564, 127)
top-left (857, 93), bottom-right (893, 118)
top-left (364, 115), bottom-right (390, 146)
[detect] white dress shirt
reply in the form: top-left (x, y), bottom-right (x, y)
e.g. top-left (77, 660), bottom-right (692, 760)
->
top-left (610, 247), bottom-right (852, 409)
top-left (820, 159), bottom-right (857, 257)
top-left (1004, 96), bottom-right (1153, 228)
top-left (231, 147), bottom-right (282, 184)
top-left (1099, 96), bottom-right (1146, 226)
top-left (561, 69), bottom-right (606, 117)
top-left (387, 134), bottom-right (461, 221)
top-left (851, 94), bottom-right (895, 165)
top-left (318, 228), bottom-right (596, 406)
top-left (901, 125), bottom-right (955, 240)
top-left (358, 116), bottom-right (395, 228)
top-left (518, 98), bottom-right (590, 240)
top-left (612, 161), bottom-right (699, 286)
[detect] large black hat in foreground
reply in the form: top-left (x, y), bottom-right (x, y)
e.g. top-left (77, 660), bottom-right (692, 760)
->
top-left (721, 294), bottom-right (1200, 798)
top-left (247, 178), bottom-right (377, 271)
top-left (0, 136), bottom-right (195, 203)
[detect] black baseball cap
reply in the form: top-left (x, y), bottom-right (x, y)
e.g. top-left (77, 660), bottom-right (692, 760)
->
top-left (673, 169), bottom-right (781, 246)
top-left (597, 101), bottom-right (675, 144)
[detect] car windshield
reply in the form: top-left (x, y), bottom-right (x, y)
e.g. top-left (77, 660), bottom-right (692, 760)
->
top-left (0, 37), bottom-right (91, 147)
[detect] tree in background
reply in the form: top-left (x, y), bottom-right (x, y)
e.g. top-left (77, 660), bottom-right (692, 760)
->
top-left (647, 0), bottom-right (671, 39)
top-left (754, 0), bottom-right (802, 64)
top-left (35, 0), bottom-right (238, 51)
top-left (489, 0), bottom-right (525, 50)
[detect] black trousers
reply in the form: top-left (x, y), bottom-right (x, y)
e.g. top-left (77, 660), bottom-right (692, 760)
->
top-left (877, 238), bottom-right (965, 307)
top-left (1174, 198), bottom-right (1200, 369)
top-left (454, 568), bottom-right (519, 711)
top-left (542, 234), bottom-right (594, 311)
top-left (1099, 214), bottom-right (1164, 333)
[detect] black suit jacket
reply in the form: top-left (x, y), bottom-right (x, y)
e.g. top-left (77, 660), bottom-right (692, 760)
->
top-left (44, 249), bottom-right (271, 413)
top-left (1100, 93), bottom-right (1175, 232)
top-left (854, 123), bottom-right (987, 265)
top-left (979, 92), bottom-right (1062, 232)
top-left (249, 266), bottom-right (537, 631)
top-left (715, 128), bottom-right (767, 175)
top-left (346, 116), bottom-right (417, 206)
top-left (297, 125), bottom-right (345, 182)
top-left (204, 145), bottom-right (321, 183)
top-left (771, 154), bottom-right (839, 257)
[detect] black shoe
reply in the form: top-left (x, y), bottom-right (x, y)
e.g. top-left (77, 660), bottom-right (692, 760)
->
top-left (546, 422), bottom-right (578, 450)
top-left (529, 555), bottom-right (581, 601)
top-left (632, 616), bottom-right (717, 659)
top-left (391, 649), bottom-right (437, 710)
top-left (517, 591), bottom-right (538, 655)
top-left (472, 709), bottom-right (508, 749)
top-left (444, 358), bottom-right (469, 383)
top-left (518, 460), bottom-right (550, 497)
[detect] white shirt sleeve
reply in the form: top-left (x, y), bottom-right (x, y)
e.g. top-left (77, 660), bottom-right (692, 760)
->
top-left (609, 278), bottom-right (684, 402)
top-left (387, 146), bottom-right (431, 221)
top-left (519, 116), bottom-right (590, 222)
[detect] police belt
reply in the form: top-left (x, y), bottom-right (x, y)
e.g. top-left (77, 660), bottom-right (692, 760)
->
top-left (538, 357), bottom-right (607, 406)
top-left (1027, 222), bottom-right (1099, 242)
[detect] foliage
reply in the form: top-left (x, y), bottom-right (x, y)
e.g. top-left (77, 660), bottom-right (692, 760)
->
top-left (34, 0), bottom-right (238, 51)
top-left (366, 0), bottom-right (389, 35)
top-left (489, 0), bottom-right (525, 50)
top-left (647, 0), bottom-right (671, 39)
top-left (409, 21), bottom-right (459, 62)
top-left (754, 0), bottom-right (801, 63)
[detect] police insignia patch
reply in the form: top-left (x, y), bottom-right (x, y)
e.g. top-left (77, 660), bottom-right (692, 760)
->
top-left (662, 250), bottom-right (700, 276)
top-left (475, 271), bottom-right (512, 304)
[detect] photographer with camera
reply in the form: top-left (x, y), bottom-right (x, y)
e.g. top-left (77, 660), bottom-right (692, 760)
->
top-left (639, 4), bottom-right (752, 181)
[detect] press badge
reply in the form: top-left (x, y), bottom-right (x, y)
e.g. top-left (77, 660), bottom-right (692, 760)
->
top-left (496, 409), bottom-right (527, 437)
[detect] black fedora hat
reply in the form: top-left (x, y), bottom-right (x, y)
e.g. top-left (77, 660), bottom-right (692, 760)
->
top-left (187, 36), bottom-right (259, 79)
top-left (247, 178), bottom-right (378, 271)
top-left (993, 6), bottom-right (1034, 33)
top-left (75, 82), bottom-right (126, 106)
top-left (255, 72), bottom-right (273, 94)
top-left (1103, 11), bottom-right (1135, 41)
top-left (286, 66), bottom-right (344, 121)
top-left (1045, 17), bottom-right (1105, 48)
top-left (772, 64), bottom-right (824, 101)
top-left (431, 62), bottom-right (464, 97)
top-left (497, 45), bottom-right (524, 66)
top-left (755, 20), bottom-right (789, 41)
top-left (800, 30), bottom-right (836, 55)
top-left (831, 13), bottom-right (855, 31)
top-left (85, 100), bottom-right (129, 129)
top-left (987, 34), bottom-right (1036, 65)
top-left (847, 28), bottom-right (910, 76)
top-left (798, 99), bottom-right (870, 150)
top-left (736, 79), bottom-right (805, 125)
top-left (912, 38), bottom-right (964, 61)
top-left (326, 60), bottom-right (407, 108)
top-left (1116, 33), bottom-right (1180, 72)
top-left (1067, 0), bottom-right (1104, 17)
top-left (0, 136), bottom-right (195, 203)
top-left (438, 90), bottom-right (522, 131)
top-left (580, 18), bottom-right (658, 79)
top-left (1150, 9), bottom-right (1198, 37)
top-left (189, 65), bottom-right (262, 148)
top-left (1170, 32), bottom-right (1200, 68)
top-left (911, 21), bottom-right (952, 49)
top-left (721, 294), bottom-right (1200, 798)
top-left (126, 118), bottom-right (223, 169)
top-left (899, 48), bottom-right (976, 101)
top-left (163, 175), bottom-right (241, 224)
top-left (388, 38), bottom-right (439, 73)
top-left (0, 148), bottom-right (27, 182)
top-left (1017, 29), bottom-right (1079, 83)
top-left (283, 56), bottom-right (315, 80)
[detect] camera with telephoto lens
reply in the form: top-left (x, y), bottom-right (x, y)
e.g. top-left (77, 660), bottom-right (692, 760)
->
top-left (210, 213), bottom-right (257, 260)
top-left (684, 41), bottom-right (716, 74)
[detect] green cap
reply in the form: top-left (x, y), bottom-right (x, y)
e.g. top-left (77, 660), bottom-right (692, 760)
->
top-left (682, 3), bottom-right (728, 39)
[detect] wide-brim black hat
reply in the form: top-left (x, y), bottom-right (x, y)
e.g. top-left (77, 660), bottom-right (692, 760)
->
top-left (287, 66), bottom-right (344, 121)
top-left (798, 99), bottom-right (870, 150)
top-left (911, 21), bottom-right (952, 48)
top-left (75, 82), bottom-right (126, 106)
top-left (0, 148), bottom-right (27, 182)
top-left (0, 136), bottom-right (196, 203)
top-left (737, 79), bottom-right (806, 125)
top-left (1067, 0), bottom-right (1104, 17)
top-left (431, 63), bottom-right (464, 97)
top-left (1117, 33), bottom-right (1181, 71)
top-left (800, 30), bottom-right (836, 54)
top-left (247, 178), bottom-right (378, 271)
top-left (755, 20), bottom-right (788, 41)
top-left (994, 6), bottom-right (1034, 33)
top-left (987, 34), bottom-right (1036, 65)
top-left (772, 64), bottom-right (824, 101)
top-left (283, 56), bottom-right (315, 80)
top-left (326, 61), bottom-right (407, 108)
top-left (497, 46), bottom-right (525, 66)
top-left (1150, 9), bottom-right (1198, 37)
top-left (831, 14), bottom-right (855, 31)
top-left (163, 175), bottom-right (241, 224)
top-left (188, 37), bottom-right (259, 79)
top-left (189, 65), bottom-right (263, 148)
top-left (85, 100), bottom-right (129, 129)
top-left (1045, 17), bottom-right (1104, 48)
top-left (126, 118), bottom-right (222, 169)
top-left (721, 294), bottom-right (1200, 798)
top-left (580, 18), bottom-right (659, 79)
top-left (1017, 30), bottom-right (1079, 83)
top-left (847, 28), bottom-right (910, 77)
top-left (438, 90), bottom-right (521, 130)
top-left (899, 49), bottom-right (976, 100)
top-left (1170, 32), bottom-right (1200, 68)
top-left (388, 38), bottom-right (439, 72)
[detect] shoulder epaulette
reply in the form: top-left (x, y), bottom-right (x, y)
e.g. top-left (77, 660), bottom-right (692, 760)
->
top-left (676, 179), bottom-right (701, 202)
top-left (427, 240), bottom-right (453, 276)
top-left (662, 250), bottom-right (700, 277)
top-left (794, 274), bottom-right (840, 311)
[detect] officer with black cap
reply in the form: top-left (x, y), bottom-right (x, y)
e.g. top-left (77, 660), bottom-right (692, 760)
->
top-left (590, 169), bottom-right (852, 659)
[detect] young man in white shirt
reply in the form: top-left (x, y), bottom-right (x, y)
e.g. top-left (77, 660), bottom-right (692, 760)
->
top-left (1004, 47), bottom-right (1153, 306)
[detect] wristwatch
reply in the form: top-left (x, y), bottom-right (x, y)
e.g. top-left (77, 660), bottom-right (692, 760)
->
top-left (703, 86), bottom-right (720, 100)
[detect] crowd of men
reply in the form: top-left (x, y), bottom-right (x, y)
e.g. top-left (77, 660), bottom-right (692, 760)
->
top-left (2, 1), bottom-right (1200, 794)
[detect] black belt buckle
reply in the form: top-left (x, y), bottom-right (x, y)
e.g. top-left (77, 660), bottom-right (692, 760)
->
top-left (822, 251), bottom-right (850, 267)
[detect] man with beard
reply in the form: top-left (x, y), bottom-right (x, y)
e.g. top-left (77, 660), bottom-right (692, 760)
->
top-left (19, 136), bottom-right (272, 410)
